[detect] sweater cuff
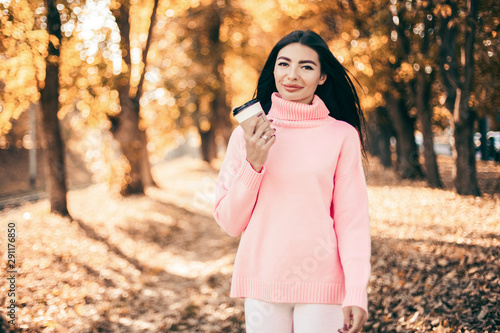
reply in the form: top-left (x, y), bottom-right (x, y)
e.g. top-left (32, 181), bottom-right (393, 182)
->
top-left (238, 160), bottom-right (265, 190)
top-left (342, 286), bottom-right (368, 315)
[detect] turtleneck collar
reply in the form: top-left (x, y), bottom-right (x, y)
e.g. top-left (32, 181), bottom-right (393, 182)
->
top-left (267, 93), bottom-right (332, 128)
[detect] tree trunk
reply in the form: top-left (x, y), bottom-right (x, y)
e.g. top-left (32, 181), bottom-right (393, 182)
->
top-left (29, 103), bottom-right (37, 187)
top-left (199, 128), bottom-right (216, 162)
top-left (193, 94), bottom-right (217, 162)
top-left (202, 3), bottom-right (232, 161)
top-left (386, 92), bottom-right (423, 179)
top-left (39, 0), bottom-right (69, 216)
top-left (415, 71), bottom-right (443, 188)
top-left (411, 1), bottom-right (442, 188)
top-left (378, 129), bottom-right (393, 168)
top-left (110, 87), bottom-right (144, 195)
top-left (212, 70), bottom-right (232, 151)
top-left (478, 117), bottom-right (489, 160)
top-left (133, 0), bottom-right (159, 188)
top-left (438, 0), bottom-right (480, 195)
top-left (110, 0), bottom-right (158, 194)
top-left (375, 106), bottom-right (393, 168)
top-left (138, 130), bottom-right (156, 188)
top-left (454, 115), bottom-right (480, 195)
top-left (383, 4), bottom-right (422, 178)
top-left (366, 118), bottom-right (380, 157)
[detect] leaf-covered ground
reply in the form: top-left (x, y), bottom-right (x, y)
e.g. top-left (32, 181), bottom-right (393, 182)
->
top-left (0, 155), bottom-right (499, 333)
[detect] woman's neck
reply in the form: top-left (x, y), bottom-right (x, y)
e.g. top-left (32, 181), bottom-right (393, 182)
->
top-left (266, 93), bottom-right (331, 127)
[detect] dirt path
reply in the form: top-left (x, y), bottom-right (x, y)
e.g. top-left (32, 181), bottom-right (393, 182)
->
top-left (1, 158), bottom-right (244, 332)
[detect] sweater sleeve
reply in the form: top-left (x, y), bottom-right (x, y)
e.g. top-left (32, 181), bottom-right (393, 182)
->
top-left (213, 126), bottom-right (265, 237)
top-left (332, 127), bottom-right (371, 314)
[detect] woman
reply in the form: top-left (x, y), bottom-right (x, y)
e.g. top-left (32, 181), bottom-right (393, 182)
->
top-left (213, 30), bottom-right (371, 333)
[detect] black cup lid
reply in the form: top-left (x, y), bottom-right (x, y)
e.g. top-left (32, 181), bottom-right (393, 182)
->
top-left (232, 99), bottom-right (260, 116)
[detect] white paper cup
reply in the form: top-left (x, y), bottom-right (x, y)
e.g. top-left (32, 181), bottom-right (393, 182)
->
top-left (233, 99), bottom-right (267, 133)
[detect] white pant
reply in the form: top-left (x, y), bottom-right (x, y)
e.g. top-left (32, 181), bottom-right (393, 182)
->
top-left (244, 298), bottom-right (344, 333)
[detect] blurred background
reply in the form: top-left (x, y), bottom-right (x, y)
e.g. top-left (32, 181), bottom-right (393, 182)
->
top-left (0, 0), bottom-right (499, 332)
top-left (0, 0), bottom-right (498, 204)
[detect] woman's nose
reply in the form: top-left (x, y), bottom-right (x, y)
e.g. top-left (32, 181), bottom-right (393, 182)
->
top-left (287, 65), bottom-right (299, 80)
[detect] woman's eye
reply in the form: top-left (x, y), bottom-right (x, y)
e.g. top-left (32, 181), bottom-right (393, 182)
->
top-left (277, 62), bottom-right (289, 67)
top-left (303, 65), bottom-right (314, 70)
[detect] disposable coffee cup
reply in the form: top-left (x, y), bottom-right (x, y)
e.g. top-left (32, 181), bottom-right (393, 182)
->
top-left (233, 99), bottom-right (267, 133)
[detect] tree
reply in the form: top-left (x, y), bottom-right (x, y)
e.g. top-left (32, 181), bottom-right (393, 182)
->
top-left (475, 0), bottom-right (500, 160)
top-left (437, 0), bottom-right (480, 195)
top-left (182, 1), bottom-right (232, 162)
top-left (385, 86), bottom-right (424, 179)
top-left (375, 106), bottom-right (395, 167)
top-left (401, 0), bottom-right (443, 187)
top-left (158, 0), bottom-right (282, 163)
top-left (109, 0), bottom-right (159, 195)
top-left (39, 0), bottom-right (69, 215)
top-left (319, 0), bottom-right (424, 178)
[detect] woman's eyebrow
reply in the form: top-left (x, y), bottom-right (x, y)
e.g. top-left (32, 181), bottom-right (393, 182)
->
top-left (298, 60), bottom-right (318, 66)
top-left (277, 56), bottom-right (318, 66)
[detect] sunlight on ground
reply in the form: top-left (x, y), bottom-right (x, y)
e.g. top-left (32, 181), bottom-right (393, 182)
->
top-left (368, 186), bottom-right (500, 248)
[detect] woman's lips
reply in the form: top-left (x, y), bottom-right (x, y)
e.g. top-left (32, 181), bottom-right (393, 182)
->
top-left (283, 84), bottom-right (303, 92)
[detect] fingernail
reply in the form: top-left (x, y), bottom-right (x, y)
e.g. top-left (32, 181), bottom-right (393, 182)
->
top-left (269, 119), bottom-right (274, 122)
top-left (344, 324), bottom-right (348, 330)
top-left (256, 113), bottom-right (263, 117)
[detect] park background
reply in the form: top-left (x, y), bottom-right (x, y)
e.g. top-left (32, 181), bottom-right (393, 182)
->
top-left (0, 0), bottom-right (499, 332)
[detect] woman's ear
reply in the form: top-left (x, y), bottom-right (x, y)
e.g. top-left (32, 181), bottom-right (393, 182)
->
top-left (319, 73), bottom-right (327, 85)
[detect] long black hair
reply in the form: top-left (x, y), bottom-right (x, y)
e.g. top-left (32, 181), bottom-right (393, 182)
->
top-left (254, 30), bottom-right (367, 155)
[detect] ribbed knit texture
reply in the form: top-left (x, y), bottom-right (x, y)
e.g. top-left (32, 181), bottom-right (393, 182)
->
top-left (267, 93), bottom-right (331, 127)
top-left (213, 93), bottom-right (371, 314)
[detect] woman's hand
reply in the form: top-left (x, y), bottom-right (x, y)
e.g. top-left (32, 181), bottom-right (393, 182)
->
top-left (339, 306), bottom-right (367, 333)
top-left (244, 113), bottom-right (276, 172)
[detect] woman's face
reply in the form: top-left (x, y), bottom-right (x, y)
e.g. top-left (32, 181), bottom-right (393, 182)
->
top-left (274, 43), bottom-right (327, 104)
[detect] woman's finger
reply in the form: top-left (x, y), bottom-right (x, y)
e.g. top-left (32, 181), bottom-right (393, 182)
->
top-left (259, 128), bottom-right (275, 142)
top-left (341, 307), bottom-right (352, 331)
top-left (253, 117), bottom-right (272, 140)
top-left (347, 316), bottom-right (363, 333)
top-left (347, 308), bottom-right (367, 333)
top-left (262, 133), bottom-right (276, 149)
top-left (244, 113), bottom-right (264, 137)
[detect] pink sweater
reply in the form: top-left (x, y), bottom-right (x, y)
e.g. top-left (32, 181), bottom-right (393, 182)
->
top-left (213, 93), bottom-right (371, 313)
